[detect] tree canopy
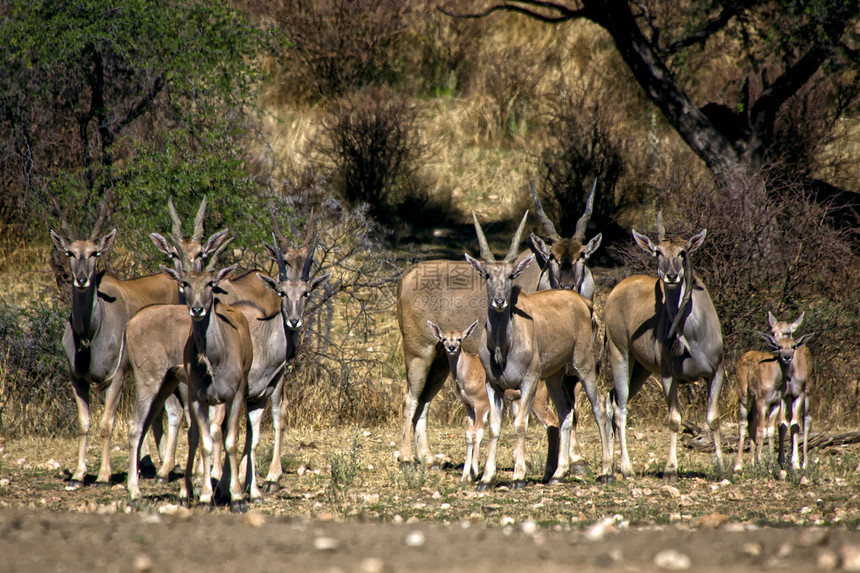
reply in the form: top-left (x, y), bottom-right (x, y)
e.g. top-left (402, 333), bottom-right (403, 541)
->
top-left (440, 0), bottom-right (860, 203)
top-left (0, 0), bottom-right (272, 254)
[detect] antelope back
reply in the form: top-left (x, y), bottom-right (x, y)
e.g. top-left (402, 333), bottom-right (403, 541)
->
top-left (396, 250), bottom-right (542, 356)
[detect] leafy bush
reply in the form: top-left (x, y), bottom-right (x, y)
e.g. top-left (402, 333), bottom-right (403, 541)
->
top-left (262, 0), bottom-right (409, 101)
top-left (312, 88), bottom-right (431, 224)
top-left (0, 300), bottom-right (73, 437)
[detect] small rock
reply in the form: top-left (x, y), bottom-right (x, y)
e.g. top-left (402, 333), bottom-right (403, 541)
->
top-left (132, 554), bottom-right (153, 572)
top-left (816, 550), bottom-right (838, 570)
top-left (244, 512), bottom-right (266, 528)
top-left (0, 478), bottom-right (10, 487)
top-left (314, 536), bottom-right (340, 551)
top-left (500, 516), bottom-right (515, 526)
top-left (392, 514), bottom-right (404, 524)
top-left (404, 530), bottom-right (425, 547)
top-left (742, 542), bottom-right (763, 557)
top-left (697, 513), bottom-right (728, 530)
top-left (521, 520), bottom-right (537, 536)
top-left (654, 549), bottom-right (691, 570)
top-left (43, 459), bottom-right (61, 471)
top-left (661, 485), bottom-right (680, 499)
top-left (584, 517), bottom-right (616, 541)
top-left (798, 528), bottom-right (829, 547)
top-left (359, 557), bottom-right (385, 573)
top-left (841, 544), bottom-right (860, 571)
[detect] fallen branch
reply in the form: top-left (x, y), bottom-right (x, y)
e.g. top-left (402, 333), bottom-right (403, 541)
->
top-left (681, 424), bottom-right (860, 453)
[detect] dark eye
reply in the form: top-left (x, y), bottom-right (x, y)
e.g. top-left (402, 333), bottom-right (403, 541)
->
top-left (303, 291), bottom-right (310, 297)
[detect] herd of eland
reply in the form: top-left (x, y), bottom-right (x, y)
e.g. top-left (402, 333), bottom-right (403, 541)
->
top-left (49, 183), bottom-right (816, 510)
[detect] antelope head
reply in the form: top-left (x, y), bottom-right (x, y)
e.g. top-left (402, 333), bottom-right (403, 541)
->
top-left (161, 263), bottom-right (238, 320)
top-left (768, 311), bottom-right (805, 340)
top-left (270, 206), bottom-right (319, 282)
top-left (149, 196), bottom-right (232, 273)
top-left (257, 232), bottom-right (330, 330)
top-left (632, 214), bottom-right (707, 290)
top-left (529, 180), bottom-right (602, 291)
top-left (465, 211), bottom-right (533, 312)
top-left (50, 228), bottom-right (118, 290)
top-left (427, 319), bottom-right (479, 356)
top-left (50, 190), bottom-right (115, 290)
top-left (759, 332), bottom-right (814, 366)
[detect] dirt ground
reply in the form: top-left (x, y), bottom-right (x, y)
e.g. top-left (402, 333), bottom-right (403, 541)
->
top-left (1, 423), bottom-right (859, 572)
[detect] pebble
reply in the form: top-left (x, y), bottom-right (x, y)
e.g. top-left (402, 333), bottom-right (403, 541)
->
top-left (404, 530), bottom-right (425, 547)
top-left (359, 557), bottom-right (385, 573)
top-left (817, 550), bottom-right (838, 571)
top-left (132, 554), bottom-right (153, 572)
top-left (314, 536), bottom-right (340, 551)
top-left (521, 520), bottom-right (537, 535)
top-left (654, 549), bottom-right (691, 570)
top-left (584, 517), bottom-right (616, 541)
top-left (841, 544), bottom-right (860, 571)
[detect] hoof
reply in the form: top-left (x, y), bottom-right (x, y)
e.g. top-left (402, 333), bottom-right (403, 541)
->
top-left (139, 455), bottom-right (157, 477)
top-left (261, 481), bottom-right (280, 494)
top-left (250, 496), bottom-right (266, 506)
top-left (179, 497), bottom-right (192, 508)
top-left (155, 475), bottom-right (170, 485)
top-left (429, 462), bottom-right (442, 472)
top-left (230, 500), bottom-right (248, 514)
top-left (94, 480), bottom-right (112, 488)
top-left (511, 480), bottom-right (527, 490)
top-left (128, 498), bottom-right (140, 511)
top-left (476, 482), bottom-right (492, 492)
top-left (662, 470), bottom-right (678, 483)
top-left (399, 461), bottom-right (416, 473)
top-left (547, 477), bottom-right (562, 486)
top-left (778, 469), bottom-right (787, 481)
top-left (597, 474), bottom-right (616, 485)
top-left (65, 479), bottom-right (85, 491)
top-left (571, 462), bottom-right (589, 476)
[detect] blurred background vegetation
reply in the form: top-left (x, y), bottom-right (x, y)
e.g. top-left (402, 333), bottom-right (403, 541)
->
top-left (0, 0), bottom-right (858, 437)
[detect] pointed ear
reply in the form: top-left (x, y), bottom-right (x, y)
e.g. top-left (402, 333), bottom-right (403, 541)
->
top-left (256, 272), bottom-right (278, 293)
top-left (767, 311), bottom-right (777, 329)
top-left (310, 273), bottom-right (331, 292)
top-left (583, 233), bottom-right (602, 259)
top-left (463, 319), bottom-right (480, 340)
top-left (427, 321), bottom-right (443, 341)
top-left (686, 229), bottom-right (707, 254)
top-left (214, 264), bottom-right (238, 285)
top-left (203, 229), bottom-right (230, 258)
top-left (530, 233), bottom-right (550, 259)
top-left (50, 229), bottom-right (69, 252)
top-left (464, 253), bottom-right (487, 278)
top-left (758, 331), bottom-right (778, 351)
top-left (149, 232), bottom-right (177, 259)
top-left (790, 312), bottom-right (805, 333)
top-left (512, 254), bottom-right (534, 278)
top-left (795, 332), bottom-right (814, 347)
top-left (160, 265), bottom-right (181, 283)
top-left (263, 242), bottom-right (279, 262)
top-left (96, 228), bottom-right (118, 254)
top-left (632, 230), bottom-right (657, 256)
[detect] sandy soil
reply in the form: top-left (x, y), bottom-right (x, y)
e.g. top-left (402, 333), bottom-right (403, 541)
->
top-left (1, 425), bottom-right (858, 572)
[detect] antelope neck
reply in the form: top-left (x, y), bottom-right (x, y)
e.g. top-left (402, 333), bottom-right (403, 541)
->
top-left (70, 274), bottom-right (101, 342)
